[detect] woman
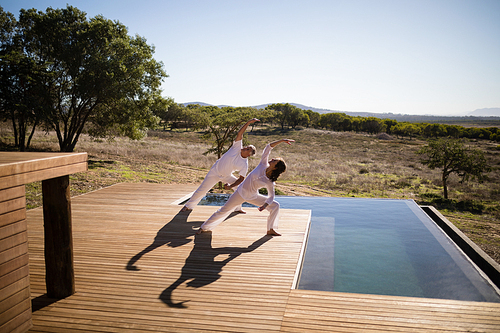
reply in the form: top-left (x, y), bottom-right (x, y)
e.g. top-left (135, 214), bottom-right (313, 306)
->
top-left (197, 138), bottom-right (294, 236)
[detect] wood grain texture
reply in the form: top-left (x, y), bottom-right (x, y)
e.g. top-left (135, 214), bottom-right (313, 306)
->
top-left (23, 183), bottom-right (500, 333)
top-left (0, 152), bottom-right (87, 189)
top-left (0, 152), bottom-right (87, 333)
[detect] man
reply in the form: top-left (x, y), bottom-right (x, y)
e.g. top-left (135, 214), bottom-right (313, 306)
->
top-left (180, 118), bottom-right (259, 212)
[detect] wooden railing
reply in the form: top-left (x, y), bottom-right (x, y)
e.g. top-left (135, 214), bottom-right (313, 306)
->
top-left (0, 152), bottom-right (87, 333)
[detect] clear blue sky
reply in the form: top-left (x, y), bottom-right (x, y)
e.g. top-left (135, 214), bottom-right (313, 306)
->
top-left (2, 0), bottom-right (500, 115)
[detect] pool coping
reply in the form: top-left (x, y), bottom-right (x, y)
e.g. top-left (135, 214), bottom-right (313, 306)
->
top-left (422, 205), bottom-right (500, 290)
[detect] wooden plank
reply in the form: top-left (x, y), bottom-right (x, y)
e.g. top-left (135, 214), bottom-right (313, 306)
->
top-left (0, 162), bottom-right (88, 189)
top-left (0, 286), bottom-right (31, 316)
top-left (0, 186), bottom-right (25, 203)
top-left (25, 183), bottom-right (308, 332)
top-left (0, 242), bottom-right (28, 266)
top-left (0, 152), bottom-right (87, 178)
top-left (0, 153), bottom-right (87, 333)
top-left (0, 220), bottom-right (27, 242)
top-left (21, 183), bottom-right (500, 333)
top-left (0, 197), bottom-right (25, 216)
top-left (0, 272), bottom-right (29, 302)
top-left (0, 209), bottom-right (26, 229)
top-left (0, 307), bottom-right (32, 333)
top-left (0, 265), bottom-right (30, 294)
top-left (0, 253), bottom-right (28, 277)
top-left (282, 289), bottom-right (500, 333)
top-left (0, 231), bottom-right (28, 253)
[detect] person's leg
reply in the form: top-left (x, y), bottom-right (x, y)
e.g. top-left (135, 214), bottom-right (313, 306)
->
top-left (182, 170), bottom-right (219, 210)
top-left (222, 174), bottom-right (245, 213)
top-left (247, 195), bottom-right (281, 235)
top-left (265, 201), bottom-right (280, 235)
top-left (198, 192), bottom-right (246, 232)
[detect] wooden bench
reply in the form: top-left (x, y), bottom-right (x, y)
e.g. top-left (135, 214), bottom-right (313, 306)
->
top-left (0, 152), bottom-right (87, 333)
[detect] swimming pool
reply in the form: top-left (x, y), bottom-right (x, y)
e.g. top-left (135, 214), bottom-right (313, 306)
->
top-left (192, 194), bottom-right (500, 302)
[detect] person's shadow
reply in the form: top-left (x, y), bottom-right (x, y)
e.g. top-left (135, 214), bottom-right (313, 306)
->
top-left (126, 211), bottom-right (200, 271)
top-left (160, 232), bottom-right (272, 308)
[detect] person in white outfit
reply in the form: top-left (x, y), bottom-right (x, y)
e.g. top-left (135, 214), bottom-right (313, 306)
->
top-left (197, 138), bottom-right (295, 236)
top-left (180, 118), bottom-right (259, 212)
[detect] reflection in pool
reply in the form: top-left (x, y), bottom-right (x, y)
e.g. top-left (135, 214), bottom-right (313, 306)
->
top-left (191, 194), bottom-right (500, 302)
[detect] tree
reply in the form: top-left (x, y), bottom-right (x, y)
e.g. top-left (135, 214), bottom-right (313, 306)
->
top-left (304, 109), bottom-right (320, 128)
top-left (6, 6), bottom-right (168, 151)
top-left (361, 117), bottom-right (386, 134)
top-left (319, 112), bottom-right (345, 131)
top-left (155, 101), bottom-right (182, 130)
top-left (201, 106), bottom-right (256, 159)
top-left (265, 103), bottom-right (302, 130)
top-left (288, 107), bottom-right (308, 129)
top-left (416, 138), bottom-right (490, 199)
top-left (383, 119), bottom-right (398, 135)
top-left (0, 6), bottom-right (45, 151)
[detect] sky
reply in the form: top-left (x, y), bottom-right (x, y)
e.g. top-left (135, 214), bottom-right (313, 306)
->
top-left (2, 0), bottom-right (500, 115)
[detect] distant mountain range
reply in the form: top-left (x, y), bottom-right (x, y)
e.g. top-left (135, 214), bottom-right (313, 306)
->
top-left (181, 102), bottom-right (500, 121)
top-left (468, 108), bottom-right (500, 117)
top-left (182, 102), bottom-right (339, 114)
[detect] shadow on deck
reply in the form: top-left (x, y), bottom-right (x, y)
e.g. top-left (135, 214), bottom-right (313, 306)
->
top-left (26, 183), bottom-right (500, 332)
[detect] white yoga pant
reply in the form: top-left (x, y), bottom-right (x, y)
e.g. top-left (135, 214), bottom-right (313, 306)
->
top-left (200, 191), bottom-right (280, 231)
top-left (184, 169), bottom-right (240, 210)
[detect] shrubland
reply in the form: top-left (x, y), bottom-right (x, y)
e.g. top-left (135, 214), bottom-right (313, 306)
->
top-left (1, 123), bottom-right (500, 263)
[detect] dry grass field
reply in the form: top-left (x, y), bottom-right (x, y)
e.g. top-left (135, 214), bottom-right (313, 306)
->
top-left (2, 124), bottom-right (500, 264)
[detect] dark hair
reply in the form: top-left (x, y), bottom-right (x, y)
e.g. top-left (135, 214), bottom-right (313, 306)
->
top-left (268, 158), bottom-right (286, 182)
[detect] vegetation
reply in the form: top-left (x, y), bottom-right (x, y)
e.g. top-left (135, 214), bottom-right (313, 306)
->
top-left (160, 103), bottom-right (500, 144)
top-left (1, 5), bottom-right (499, 266)
top-left (199, 106), bottom-right (257, 158)
top-left (2, 121), bottom-right (499, 264)
top-left (417, 138), bottom-right (490, 199)
top-left (0, 5), bottom-right (168, 152)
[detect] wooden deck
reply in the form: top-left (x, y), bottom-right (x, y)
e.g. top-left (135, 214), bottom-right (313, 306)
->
top-left (25, 183), bottom-right (500, 332)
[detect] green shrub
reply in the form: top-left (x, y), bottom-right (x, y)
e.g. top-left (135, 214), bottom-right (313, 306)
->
top-left (259, 188), bottom-right (285, 195)
top-left (418, 193), bottom-right (484, 214)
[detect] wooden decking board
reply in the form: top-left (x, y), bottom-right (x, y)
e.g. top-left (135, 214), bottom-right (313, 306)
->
top-left (23, 183), bottom-right (500, 332)
top-left (282, 289), bottom-right (500, 333)
top-left (289, 288), bottom-right (500, 312)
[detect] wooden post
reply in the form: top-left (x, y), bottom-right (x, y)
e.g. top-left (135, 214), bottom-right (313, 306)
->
top-left (42, 175), bottom-right (75, 298)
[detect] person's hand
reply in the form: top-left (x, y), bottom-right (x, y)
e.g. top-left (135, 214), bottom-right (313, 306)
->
top-left (224, 183), bottom-right (231, 190)
top-left (249, 118), bottom-right (260, 123)
top-left (283, 139), bottom-right (295, 145)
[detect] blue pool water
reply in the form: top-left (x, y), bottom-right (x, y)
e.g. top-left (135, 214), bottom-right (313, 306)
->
top-left (194, 194), bottom-right (500, 302)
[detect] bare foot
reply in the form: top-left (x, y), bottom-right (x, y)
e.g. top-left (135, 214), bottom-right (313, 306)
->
top-left (180, 206), bottom-right (192, 212)
top-left (267, 229), bottom-right (281, 236)
top-left (196, 228), bottom-right (208, 235)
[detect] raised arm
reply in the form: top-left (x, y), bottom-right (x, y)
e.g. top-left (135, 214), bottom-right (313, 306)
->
top-left (269, 139), bottom-right (295, 148)
top-left (235, 118), bottom-right (260, 142)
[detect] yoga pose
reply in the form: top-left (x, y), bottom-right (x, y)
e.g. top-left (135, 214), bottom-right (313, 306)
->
top-left (180, 118), bottom-right (259, 212)
top-left (197, 138), bottom-right (294, 236)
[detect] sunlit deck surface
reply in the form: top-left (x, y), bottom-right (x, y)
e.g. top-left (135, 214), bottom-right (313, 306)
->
top-left (26, 183), bottom-right (500, 332)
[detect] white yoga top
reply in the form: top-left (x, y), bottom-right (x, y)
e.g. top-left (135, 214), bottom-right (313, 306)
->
top-left (236, 143), bottom-right (275, 205)
top-left (212, 139), bottom-right (248, 177)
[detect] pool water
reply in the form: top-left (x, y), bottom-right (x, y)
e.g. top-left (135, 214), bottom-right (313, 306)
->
top-left (193, 194), bottom-right (500, 302)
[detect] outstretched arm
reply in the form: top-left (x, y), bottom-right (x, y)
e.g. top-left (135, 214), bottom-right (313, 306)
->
top-left (224, 175), bottom-right (244, 190)
top-left (269, 139), bottom-right (295, 148)
top-left (235, 118), bottom-right (260, 142)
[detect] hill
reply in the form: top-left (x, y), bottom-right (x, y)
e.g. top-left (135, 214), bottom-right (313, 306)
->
top-left (181, 102), bottom-right (500, 124)
top-left (468, 108), bottom-right (500, 117)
